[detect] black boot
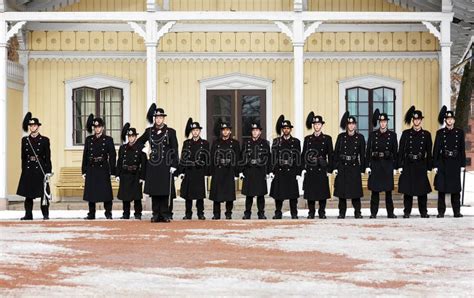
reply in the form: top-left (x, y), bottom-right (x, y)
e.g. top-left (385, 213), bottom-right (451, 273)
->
top-left (242, 211), bottom-right (251, 220)
top-left (257, 212), bottom-right (267, 220)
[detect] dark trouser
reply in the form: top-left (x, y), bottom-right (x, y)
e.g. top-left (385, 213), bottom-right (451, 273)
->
top-left (88, 201), bottom-right (113, 218)
top-left (213, 201), bottom-right (233, 218)
top-left (275, 199), bottom-right (298, 217)
top-left (151, 195), bottom-right (171, 219)
top-left (308, 200), bottom-right (327, 217)
top-left (370, 191), bottom-right (395, 216)
top-left (438, 192), bottom-right (461, 216)
top-left (123, 200), bottom-right (143, 217)
top-left (403, 195), bottom-right (428, 216)
top-left (24, 197), bottom-right (49, 219)
top-left (185, 199), bottom-right (205, 218)
top-left (338, 198), bottom-right (361, 217)
top-left (244, 196), bottom-right (265, 216)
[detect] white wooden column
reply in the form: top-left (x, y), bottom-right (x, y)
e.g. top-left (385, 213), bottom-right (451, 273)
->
top-left (440, 20), bottom-right (452, 109)
top-left (0, 20), bottom-right (7, 209)
top-left (145, 20), bottom-right (158, 109)
top-left (292, 20), bottom-right (305, 141)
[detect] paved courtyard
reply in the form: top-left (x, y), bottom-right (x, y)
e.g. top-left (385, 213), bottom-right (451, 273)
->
top-left (0, 212), bottom-right (473, 296)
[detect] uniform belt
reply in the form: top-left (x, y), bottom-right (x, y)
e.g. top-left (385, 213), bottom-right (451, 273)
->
top-left (89, 157), bottom-right (105, 164)
top-left (309, 156), bottom-right (328, 167)
top-left (443, 150), bottom-right (458, 158)
top-left (408, 153), bottom-right (424, 161)
top-left (122, 165), bottom-right (138, 171)
top-left (250, 159), bottom-right (261, 165)
top-left (340, 155), bottom-right (357, 161)
top-left (371, 151), bottom-right (392, 159)
top-left (29, 156), bottom-right (37, 161)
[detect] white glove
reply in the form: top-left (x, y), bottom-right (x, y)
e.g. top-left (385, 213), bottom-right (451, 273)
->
top-left (239, 173), bottom-right (245, 180)
top-left (45, 173), bottom-right (53, 181)
top-left (179, 173), bottom-right (185, 179)
top-left (110, 175), bottom-right (115, 180)
top-left (398, 168), bottom-right (403, 174)
top-left (332, 169), bottom-right (338, 176)
top-left (170, 167), bottom-right (177, 174)
top-left (393, 169), bottom-right (397, 175)
top-left (139, 179), bottom-right (145, 184)
top-left (296, 175), bottom-right (301, 181)
top-left (301, 169), bottom-right (307, 176)
top-left (365, 168), bottom-right (372, 175)
top-left (327, 172), bottom-right (331, 177)
top-left (115, 176), bottom-right (120, 182)
top-left (234, 177), bottom-right (238, 181)
top-left (461, 167), bottom-right (465, 172)
top-left (268, 173), bottom-right (275, 179)
top-left (433, 168), bottom-right (438, 174)
top-left (82, 174), bottom-right (86, 180)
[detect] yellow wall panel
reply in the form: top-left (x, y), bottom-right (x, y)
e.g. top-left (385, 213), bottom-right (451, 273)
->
top-left (364, 32), bottom-right (379, 52)
top-left (335, 32), bottom-right (350, 52)
top-left (264, 33), bottom-right (279, 52)
top-left (206, 33), bottom-right (221, 52)
top-left (236, 33), bottom-right (251, 52)
top-left (89, 32), bottom-right (104, 51)
top-left (250, 33), bottom-right (265, 52)
top-left (162, 33), bottom-right (177, 52)
top-left (306, 33), bottom-right (322, 52)
top-left (322, 33), bottom-right (336, 52)
top-left (60, 32), bottom-right (76, 51)
top-left (378, 32), bottom-right (393, 51)
top-left (221, 33), bottom-right (236, 52)
top-left (118, 32), bottom-right (133, 51)
top-left (191, 33), bottom-right (206, 52)
top-left (393, 32), bottom-right (407, 51)
top-left (176, 33), bottom-right (192, 52)
top-left (132, 33), bottom-right (145, 51)
top-left (75, 32), bottom-right (90, 51)
top-left (350, 33), bottom-right (364, 51)
top-left (421, 32), bottom-right (436, 51)
top-left (6, 88), bottom-right (22, 194)
top-left (31, 31), bottom-right (47, 51)
top-left (46, 31), bottom-right (61, 51)
top-left (279, 34), bottom-right (292, 52)
top-left (407, 32), bottom-right (421, 51)
top-left (104, 32), bottom-right (118, 51)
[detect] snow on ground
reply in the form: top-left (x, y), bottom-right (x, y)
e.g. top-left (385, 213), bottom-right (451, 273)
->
top-left (0, 213), bottom-right (473, 296)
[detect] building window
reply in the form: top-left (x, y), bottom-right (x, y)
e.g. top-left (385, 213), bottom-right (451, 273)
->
top-left (72, 86), bottom-right (123, 145)
top-left (346, 86), bottom-right (395, 139)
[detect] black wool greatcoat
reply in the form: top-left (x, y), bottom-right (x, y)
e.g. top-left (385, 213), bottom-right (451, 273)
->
top-left (240, 137), bottom-right (271, 197)
top-left (301, 133), bottom-right (334, 201)
top-left (269, 136), bottom-right (302, 201)
top-left (209, 137), bottom-right (240, 202)
top-left (17, 134), bottom-right (52, 199)
top-left (137, 124), bottom-right (179, 198)
top-left (116, 142), bottom-right (147, 202)
top-left (178, 137), bottom-right (210, 200)
top-left (82, 134), bottom-right (116, 203)
top-left (333, 132), bottom-right (366, 199)
top-left (397, 128), bottom-right (432, 196)
top-left (366, 129), bottom-right (398, 192)
top-left (433, 127), bottom-right (466, 193)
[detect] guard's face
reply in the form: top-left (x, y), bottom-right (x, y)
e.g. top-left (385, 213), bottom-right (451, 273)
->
top-left (313, 123), bottom-right (322, 132)
top-left (221, 128), bottom-right (231, 138)
top-left (282, 127), bottom-right (291, 136)
top-left (191, 128), bottom-right (201, 138)
top-left (347, 122), bottom-right (356, 132)
top-left (94, 125), bottom-right (104, 135)
top-left (154, 116), bottom-right (165, 126)
top-left (128, 135), bottom-right (137, 143)
top-left (413, 118), bottom-right (422, 127)
top-left (29, 124), bottom-right (39, 133)
top-left (379, 120), bottom-right (388, 130)
top-left (445, 117), bottom-right (455, 127)
top-left (251, 128), bottom-right (261, 139)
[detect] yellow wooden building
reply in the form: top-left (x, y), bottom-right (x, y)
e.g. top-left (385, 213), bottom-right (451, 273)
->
top-left (0, 0), bottom-right (471, 207)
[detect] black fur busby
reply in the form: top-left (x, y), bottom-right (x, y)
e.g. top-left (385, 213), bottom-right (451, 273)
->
top-left (438, 105), bottom-right (448, 125)
top-left (86, 114), bottom-right (94, 134)
top-left (121, 122), bottom-right (131, 142)
top-left (275, 115), bottom-right (285, 135)
top-left (340, 111), bottom-right (349, 130)
top-left (404, 106), bottom-right (416, 125)
top-left (22, 112), bottom-right (32, 132)
top-left (372, 109), bottom-right (380, 127)
top-left (147, 103), bottom-right (157, 124)
top-left (306, 111), bottom-right (315, 129)
top-left (185, 117), bottom-right (193, 137)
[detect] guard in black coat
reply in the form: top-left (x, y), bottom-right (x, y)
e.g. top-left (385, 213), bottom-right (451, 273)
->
top-left (116, 124), bottom-right (147, 220)
top-left (366, 110), bottom-right (398, 219)
top-left (333, 112), bottom-right (366, 219)
top-left (17, 112), bottom-right (53, 220)
top-left (82, 114), bottom-right (117, 220)
top-left (398, 106), bottom-right (433, 218)
top-left (433, 107), bottom-right (466, 218)
top-left (209, 122), bottom-right (240, 220)
top-left (302, 112), bottom-right (333, 219)
top-left (178, 118), bottom-right (210, 220)
top-left (240, 122), bottom-right (271, 220)
top-left (137, 105), bottom-right (179, 223)
top-left (269, 116), bottom-right (302, 219)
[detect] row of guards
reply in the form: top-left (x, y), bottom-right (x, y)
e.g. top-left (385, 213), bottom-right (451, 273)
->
top-left (16, 104), bottom-right (466, 222)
